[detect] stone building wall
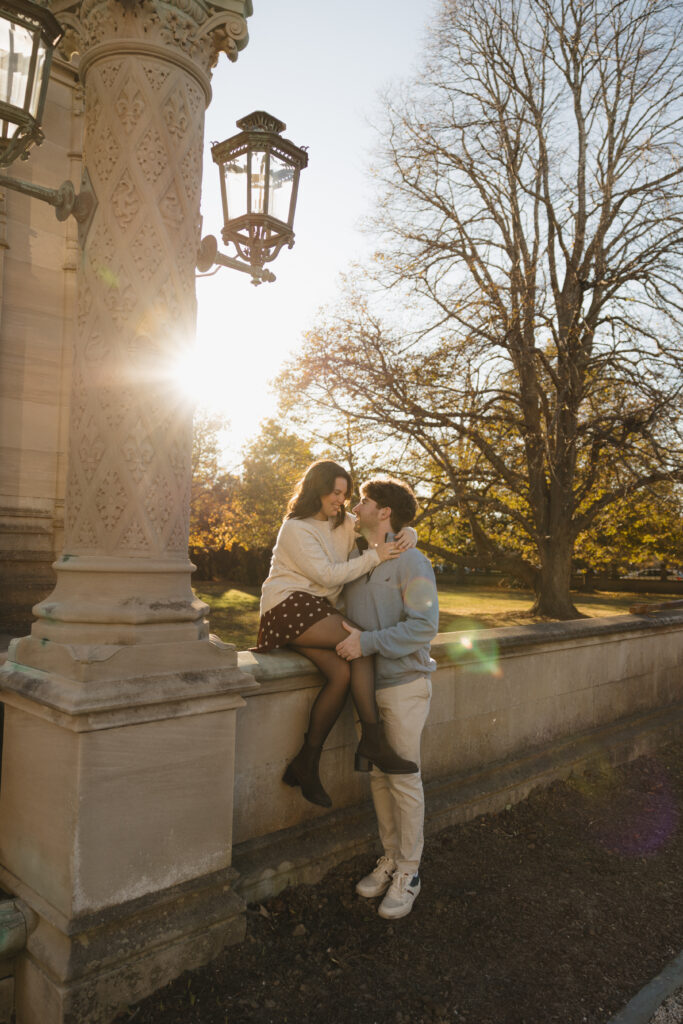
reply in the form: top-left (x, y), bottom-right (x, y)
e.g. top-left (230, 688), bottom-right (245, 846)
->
top-left (0, 58), bottom-right (81, 634)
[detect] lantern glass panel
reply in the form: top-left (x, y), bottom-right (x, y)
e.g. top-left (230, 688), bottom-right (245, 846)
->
top-left (250, 146), bottom-right (268, 215)
top-left (0, 19), bottom-right (34, 111)
top-left (223, 151), bottom-right (248, 220)
top-left (28, 38), bottom-right (47, 118)
top-left (268, 154), bottom-right (295, 225)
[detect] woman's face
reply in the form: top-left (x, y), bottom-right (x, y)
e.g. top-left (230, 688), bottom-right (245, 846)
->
top-left (316, 476), bottom-right (348, 520)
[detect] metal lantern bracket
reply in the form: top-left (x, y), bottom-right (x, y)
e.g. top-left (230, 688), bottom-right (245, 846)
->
top-left (0, 166), bottom-right (97, 246)
top-left (196, 234), bottom-right (275, 286)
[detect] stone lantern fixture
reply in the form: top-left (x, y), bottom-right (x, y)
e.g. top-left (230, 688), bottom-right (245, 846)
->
top-left (197, 109), bottom-right (308, 284)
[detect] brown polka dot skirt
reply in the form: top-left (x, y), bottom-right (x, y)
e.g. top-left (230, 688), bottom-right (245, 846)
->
top-left (253, 590), bottom-right (337, 652)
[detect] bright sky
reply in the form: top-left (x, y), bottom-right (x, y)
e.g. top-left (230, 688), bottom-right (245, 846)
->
top-left (190, 0), bottom-right (434, 466)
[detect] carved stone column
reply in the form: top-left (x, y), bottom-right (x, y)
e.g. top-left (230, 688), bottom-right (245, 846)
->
top-left (0, 3), bottom-right (258, 1022)
top-left (29, 0), bottom-right (252, 647)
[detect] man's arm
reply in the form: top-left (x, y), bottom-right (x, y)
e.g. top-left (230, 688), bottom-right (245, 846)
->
top-left (336, 554), bottom-right (439, 660)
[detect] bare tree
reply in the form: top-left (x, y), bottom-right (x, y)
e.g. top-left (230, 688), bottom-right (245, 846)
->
top-left (279, 0), bottom-right (683, 617)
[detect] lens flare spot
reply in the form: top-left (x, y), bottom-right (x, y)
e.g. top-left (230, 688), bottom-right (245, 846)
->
top-left (445, 626), bottom-right (502, 676)
top-left (95, 264), bottom-right (119, 289)
top-left (403, 576), bottom-right (436, 612)
top-left (573, 762), bottom-right (680, 858)
top-left (599, 785), bottom-right (679, 857)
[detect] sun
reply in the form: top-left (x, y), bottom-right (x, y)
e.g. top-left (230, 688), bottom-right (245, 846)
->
top-left (166, 342), bottom-right (275, 462)
top-left (169, 349), bottom-right (206, 405)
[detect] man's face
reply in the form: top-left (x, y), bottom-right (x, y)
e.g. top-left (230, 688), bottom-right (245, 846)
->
top-left (352, 492), bottom-right (387, 535)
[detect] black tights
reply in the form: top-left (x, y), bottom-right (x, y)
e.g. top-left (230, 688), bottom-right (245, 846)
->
top-left (291, 614), bottom-right (377, 748)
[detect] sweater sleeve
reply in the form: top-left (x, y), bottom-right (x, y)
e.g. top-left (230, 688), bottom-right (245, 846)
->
top-left (278, 520), bottom-right (380, 589)
top-left (359, 553), bottom-right (439, 658)
top-left (398, 526), bottom-right (419, 548)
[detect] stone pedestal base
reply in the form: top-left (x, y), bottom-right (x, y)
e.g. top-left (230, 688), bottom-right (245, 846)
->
top-left (14, 866), bottom-right (245, 1024)
top-left (0, 635), bottom-right (258, 1024)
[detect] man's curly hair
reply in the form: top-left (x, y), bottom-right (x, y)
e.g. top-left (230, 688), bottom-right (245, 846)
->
top-left (361, 478), bottom-right (418, 533)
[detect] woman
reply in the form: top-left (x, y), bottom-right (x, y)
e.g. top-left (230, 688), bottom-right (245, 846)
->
top-left (255, 460), bottom-right (419, 808)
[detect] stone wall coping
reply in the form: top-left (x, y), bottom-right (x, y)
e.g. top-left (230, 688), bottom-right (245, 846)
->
top-left (432, 609), bottom-right (683, 661)
top-left (5, 610), bottom-right (683, 681)
top-left (239, 609), bottom-right (683, 684)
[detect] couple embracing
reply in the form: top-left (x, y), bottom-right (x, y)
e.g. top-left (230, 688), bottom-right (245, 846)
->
top-left (254, 460), bottom-right (439, 920)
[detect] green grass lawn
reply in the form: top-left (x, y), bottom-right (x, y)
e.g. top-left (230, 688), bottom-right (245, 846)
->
top-left (195, 580), bottom-right (668, 652)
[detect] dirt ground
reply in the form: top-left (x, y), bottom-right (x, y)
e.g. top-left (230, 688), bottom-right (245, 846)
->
top-left (119, 741), bottom-right (683, 1024)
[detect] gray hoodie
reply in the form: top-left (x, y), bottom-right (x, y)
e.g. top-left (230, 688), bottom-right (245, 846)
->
top-left (343, 539), bottom-right (439, 689)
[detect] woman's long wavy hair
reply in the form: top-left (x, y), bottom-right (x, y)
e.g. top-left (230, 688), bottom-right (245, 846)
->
top-left (286, 460), bottom-right (353, 528)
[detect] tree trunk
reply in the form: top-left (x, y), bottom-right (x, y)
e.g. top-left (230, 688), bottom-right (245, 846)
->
top-left (531, 539), bottom-right (582, 619)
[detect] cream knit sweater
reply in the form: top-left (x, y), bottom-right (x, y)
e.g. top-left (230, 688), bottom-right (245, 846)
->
top-left (259, 513), bottom-right (380, 615)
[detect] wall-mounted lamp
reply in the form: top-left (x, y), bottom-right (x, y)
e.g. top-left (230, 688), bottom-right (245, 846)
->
top-left (0, 0), bottom-right (96, 243)
top-left (0, 0), bottom-right (62, 166)
top-left (197, 111), bottom-right (308, 285)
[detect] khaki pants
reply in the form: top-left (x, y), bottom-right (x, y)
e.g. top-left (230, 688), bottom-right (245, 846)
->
top-left (367, 676), bottom-right (432, 876)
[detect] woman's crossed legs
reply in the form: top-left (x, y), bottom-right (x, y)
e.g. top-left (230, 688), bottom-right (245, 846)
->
top-left (291, 612), bottom-right (377, 747)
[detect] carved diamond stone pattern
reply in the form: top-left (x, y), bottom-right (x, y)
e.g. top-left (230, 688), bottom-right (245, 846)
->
top-left (78, 416), bottom-right (106, 482)
top-left (100, 382), bottom-right (135, 431)
top-left (137, 128), bottom-right (166, 185)
top-left (85, 88), bottom-right (102, 140)
top-left (92, 126), bottom-right (120, 184)
top-left (168, 440), bottom-right (189, 486)
top-left (77, 283), bottom-right (93, 331)
top-left (78, 518), bottom-right (99, 549)
top-left (98, 60), bottom-right (122, 92)
top-left (71, 368), bottom-right (88, 430)
top-left (163, 89), bottom-right (190, 142)
top-left (159, 182), bottom-right (184, 231)
top-left (122, 424), bottom-right (155, 483)
top-left (120, 517), bottom-right (149, 552)
top-left (167, 516), bottom-right (187, 552)
top-left (144, 474), bottom-right (173, 531)
top-left (65, 52), bottom-right (206, 555)
top-left (100, 270), bottom-right (137, 328)
top-left (111, 170), bottom-right (141, 230)
top-left (180, 136), bottom-right (202, 206)
top-left (95, 470), bottom-right (127, 532)
top-left (66, 473), bottom-right (83, 535)
top-left (131, 220), bottom-right (163, 281)
top-left (115, 81), bottom-right (145, 134)
top-left (144, 65), bottom-right (171, 92)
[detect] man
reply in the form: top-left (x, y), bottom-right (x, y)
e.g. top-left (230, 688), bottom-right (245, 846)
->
top-left (336, 477), bottom-right (439, 920)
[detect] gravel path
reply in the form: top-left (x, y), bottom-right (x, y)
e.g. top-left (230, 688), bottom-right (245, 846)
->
top-left (649, 987), bottom-right (683, 1024)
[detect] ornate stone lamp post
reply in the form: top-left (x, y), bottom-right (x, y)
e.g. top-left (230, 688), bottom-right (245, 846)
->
top-left (0, 2), bottom-right (273, 1021)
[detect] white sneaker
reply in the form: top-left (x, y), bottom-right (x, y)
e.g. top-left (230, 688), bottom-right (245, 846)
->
top-left (378, 871), bottom-right (421, 919)
top-left (355, 856), bottom-right (396, 898)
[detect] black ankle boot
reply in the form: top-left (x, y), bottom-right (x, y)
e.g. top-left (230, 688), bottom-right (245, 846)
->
top-left (282, 735), bottom-right (332, 807)
top-left (355, 722), bottom-right (418, 774)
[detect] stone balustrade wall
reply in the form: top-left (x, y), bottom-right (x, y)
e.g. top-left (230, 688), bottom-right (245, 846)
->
top-left (233, 612), bottom-right (683, 901)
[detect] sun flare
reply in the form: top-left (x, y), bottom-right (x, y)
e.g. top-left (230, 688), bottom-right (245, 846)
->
top-left (169, 350), bottom-right (206, 405)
